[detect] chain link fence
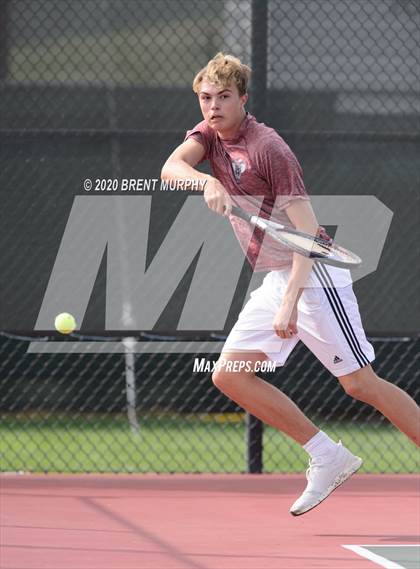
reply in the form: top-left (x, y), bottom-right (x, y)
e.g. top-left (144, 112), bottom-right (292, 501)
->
top-left (1, 0), bottom-right (419, 473)
top-left (1, 333), bottom-right (419, 473)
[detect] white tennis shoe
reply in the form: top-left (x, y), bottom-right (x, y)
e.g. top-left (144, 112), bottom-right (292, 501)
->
top-left (290, 441), bottom-right (362, 516)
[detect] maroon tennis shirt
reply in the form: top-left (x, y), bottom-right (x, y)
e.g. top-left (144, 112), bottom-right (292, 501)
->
top-left (185, 113), bottom-right (312, 271)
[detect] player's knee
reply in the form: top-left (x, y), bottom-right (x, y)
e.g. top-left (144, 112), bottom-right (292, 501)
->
top-left (340, 378), bottom-right (366, 400)
top-left (212, 366), bottom-right (230, 390)
top-left (212, 363), bottom-right (241, 392)
top-left (339, 368), bottom-right (379, 402)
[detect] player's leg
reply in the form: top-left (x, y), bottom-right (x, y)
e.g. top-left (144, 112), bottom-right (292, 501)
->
top-left (214, 354), bottom-right (361, 518)
top-left (212, 351), bottom-right (318, 445)
top-left (308, 263), bottom-right (419, 445)
top-left (215, 271), bottom-right (325, 446)
top-left (338, 365), bottom-right (420, 447)
top-left (288, 265), bottom-right (374, 516)
top-left (217, 268), bottom-right (354, 516)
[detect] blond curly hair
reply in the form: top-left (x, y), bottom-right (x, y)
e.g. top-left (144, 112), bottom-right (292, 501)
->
top-left (192, 53), bottom-right (251, 96)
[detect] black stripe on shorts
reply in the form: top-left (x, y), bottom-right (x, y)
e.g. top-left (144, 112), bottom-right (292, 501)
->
top-left (313, 263), bottom-right (370, 369)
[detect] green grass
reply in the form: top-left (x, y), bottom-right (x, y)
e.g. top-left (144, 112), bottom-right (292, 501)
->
top-left (1, 413), bottom-right (417, 474)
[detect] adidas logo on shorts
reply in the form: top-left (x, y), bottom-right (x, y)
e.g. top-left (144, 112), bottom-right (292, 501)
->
top-left (333, 355), bottom-right (343, 364)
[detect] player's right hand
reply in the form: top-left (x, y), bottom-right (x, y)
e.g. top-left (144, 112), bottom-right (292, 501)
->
top-left (204, 178), bottom-right (232, 216)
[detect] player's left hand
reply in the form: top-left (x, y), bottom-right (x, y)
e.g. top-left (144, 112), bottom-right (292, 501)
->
top-left (273, 302), bottom-right (298, 339)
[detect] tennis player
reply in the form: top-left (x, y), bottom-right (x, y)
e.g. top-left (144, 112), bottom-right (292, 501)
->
top-left (161, 53), bottom-right (420, 515)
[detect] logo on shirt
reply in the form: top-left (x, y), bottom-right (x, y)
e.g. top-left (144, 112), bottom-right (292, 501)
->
top-left (231, 158), bottom-right (246, 182)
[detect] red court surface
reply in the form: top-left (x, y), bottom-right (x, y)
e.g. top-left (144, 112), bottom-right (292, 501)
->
top-left (1, 473), bottom-right (419, 569)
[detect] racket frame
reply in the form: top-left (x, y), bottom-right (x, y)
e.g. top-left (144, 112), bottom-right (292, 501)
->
top-left (230, 205), bottom-right (361, 268)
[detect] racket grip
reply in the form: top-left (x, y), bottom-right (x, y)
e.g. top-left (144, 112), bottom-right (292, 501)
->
top-left (231, 206), bottom-right (252, 222)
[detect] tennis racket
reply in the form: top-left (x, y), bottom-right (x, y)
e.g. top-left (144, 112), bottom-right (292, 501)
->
top-left (231, 205), bottom-right (361, 268)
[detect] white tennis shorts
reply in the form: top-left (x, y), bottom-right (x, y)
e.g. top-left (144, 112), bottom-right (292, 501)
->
top-left (222, 263), bottom-right (375, 377)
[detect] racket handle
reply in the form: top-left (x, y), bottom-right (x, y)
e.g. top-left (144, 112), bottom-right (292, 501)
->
top-left (231, 206), bottom-right (252, 222)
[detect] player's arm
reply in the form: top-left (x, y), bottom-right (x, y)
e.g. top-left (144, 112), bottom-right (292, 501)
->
top-left (161, 138), bottom-right (208, 183)
top-left (161, 138), bottom-right (232, 215)
top-left (273, 199), bottom-right (320, 338)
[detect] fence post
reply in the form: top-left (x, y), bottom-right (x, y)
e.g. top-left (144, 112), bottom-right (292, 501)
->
top-left (245, 0), bottom-right (268, 475)
top-left (0, 1), bottom-right (8, 80)
top-left (246, 413), bottom-right (263, 474)
top-left (250, 0), bottom-right (268, 121)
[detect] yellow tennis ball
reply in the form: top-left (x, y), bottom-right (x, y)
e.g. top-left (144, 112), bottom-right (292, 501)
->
top-left (54, 312), bottom-right (76, 334)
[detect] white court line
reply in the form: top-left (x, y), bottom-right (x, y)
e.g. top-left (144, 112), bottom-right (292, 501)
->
top-left (343, 545), bottom-right (418, 569)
